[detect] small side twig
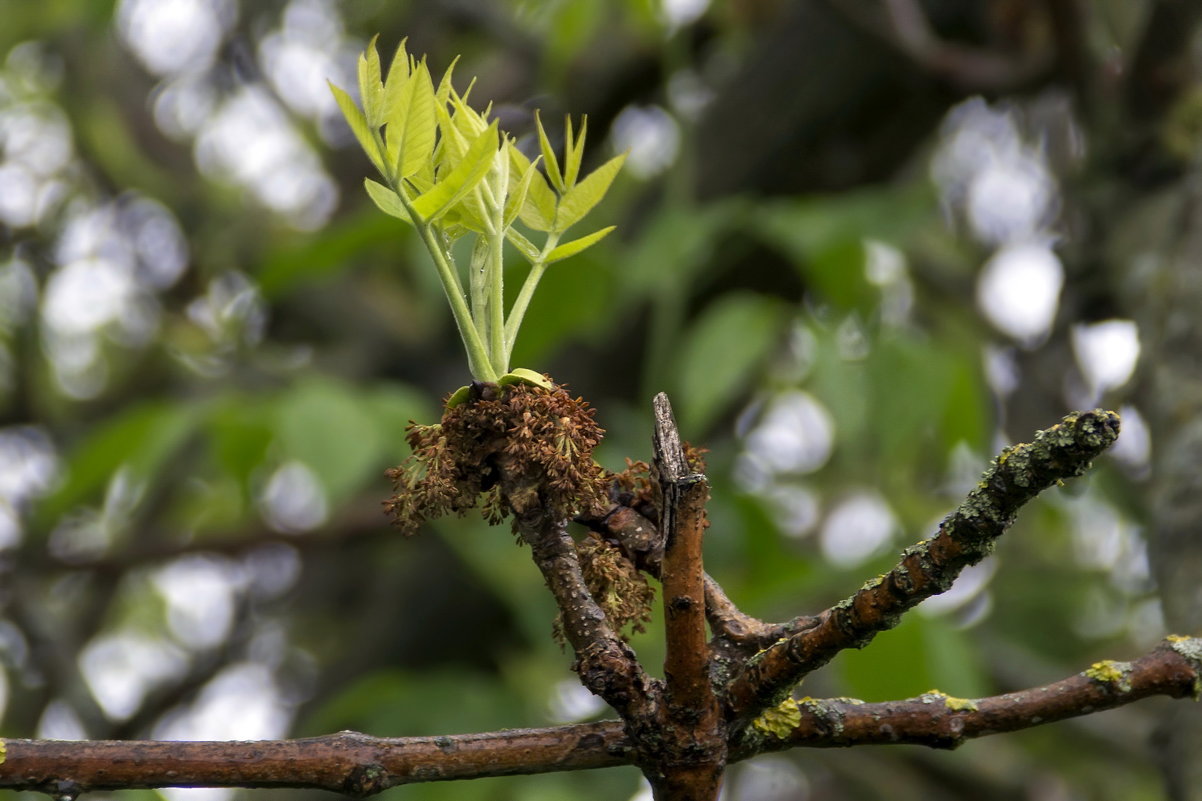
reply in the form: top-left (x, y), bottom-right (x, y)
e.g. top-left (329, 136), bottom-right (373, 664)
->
top-left (514, 510), bottom-right (657, 723)
top-left (726, 409), bottom-right (1121, 730)
top-left (739, 636), bottom-right (1202, 753)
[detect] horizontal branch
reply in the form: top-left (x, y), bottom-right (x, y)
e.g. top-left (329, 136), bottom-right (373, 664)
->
top-left (726, 410), bottom-right (1121, 726)
top-left (0, 723), bottom-right (630, 796)
top-left (3, 637), bottom-right (1196, 795)
top-left (740, 636), bottom-right (1202, 753)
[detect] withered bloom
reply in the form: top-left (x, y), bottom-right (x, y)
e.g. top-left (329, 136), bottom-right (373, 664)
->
top-left (384, 381), bottom-right (609, 536)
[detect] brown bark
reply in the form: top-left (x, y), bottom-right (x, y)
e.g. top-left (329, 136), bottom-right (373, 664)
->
top-left (0, 637), bottom-right (1196, 795)
top-left (649, 393), bottom-right (725, 800)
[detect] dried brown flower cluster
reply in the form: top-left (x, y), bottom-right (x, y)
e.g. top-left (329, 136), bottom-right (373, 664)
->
top-left (555, 533), bottom-right (656, 643)
top-left (384, 381), bottom-right (609, 536)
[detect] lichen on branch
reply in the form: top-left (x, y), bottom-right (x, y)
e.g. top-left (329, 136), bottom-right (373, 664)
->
top-left (725, 409), bottom-right (1122, 728)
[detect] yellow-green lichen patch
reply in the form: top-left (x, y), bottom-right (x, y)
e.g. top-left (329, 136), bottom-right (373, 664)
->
top-left (0, 738), bottom-right (6, 764)
top-left (1166, 635), bottom-right (1202, 699)
top-left (752, 697), bottom-right (801, 739)
top-left (917, 689), bottom-right (975, 710)
top-left (1085, 660), bottom-right (1133, 693)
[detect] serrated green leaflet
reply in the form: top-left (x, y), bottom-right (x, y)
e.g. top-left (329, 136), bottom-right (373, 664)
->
top-left (364, 179), bottom-right (411, 222)
top-left (562, 115), bottom-right (587, 189)
top-left (535, 110), bottom-right (565, 193)
top-left (556, 152), bottom-right (626, 231)
top-left (545, 225), bottom-right (615, 263)
top-left (410, 121), bottom-right (499, 222)
top-left (505, 155), bottom-right (540, 229)
top-left (382, 37), bottom-right (412, 110)
top-left (505, 227), bottom-right (540, 263)
top-left (435, 55), bottom-right (459, 104)
top-left (358, 35), bottom-right (385, 126)
top-left (329, 83), bottom-right (386, 175)
top-left (386, 60), bottom-right (437, 181)
top-left (508, 142), bottom-right (556, 231)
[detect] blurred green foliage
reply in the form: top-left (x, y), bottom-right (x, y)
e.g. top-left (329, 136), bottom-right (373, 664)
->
top-left (0, 1), bottom-right (1181, 800)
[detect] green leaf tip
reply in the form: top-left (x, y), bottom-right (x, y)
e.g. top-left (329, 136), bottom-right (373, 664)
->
top-left (444, 385), bottom-right (473, 409)
top-left (498, 369), bottom-right (554, 390)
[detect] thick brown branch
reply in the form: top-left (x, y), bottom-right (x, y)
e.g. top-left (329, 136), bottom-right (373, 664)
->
top-left (0, 723), bottom-right (630, 795)
top-left (654, 393), bottom-right (714, 714)
top-left (3, 637), bottom-right (1195, 795)
top-left (737, 636), bottom-right (1202, 753)
top-left (652, 393), bottom-right (724, 798)
top-left (726, 410), bottom-right (1121, 728)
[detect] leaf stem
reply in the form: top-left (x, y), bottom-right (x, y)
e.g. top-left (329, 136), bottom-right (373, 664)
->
top-left (487, 227), bottom-right (507, 375)
top-left (416, 219), bottom-right (497, 382)
top-left (503, 231), bottom-right (561, 366)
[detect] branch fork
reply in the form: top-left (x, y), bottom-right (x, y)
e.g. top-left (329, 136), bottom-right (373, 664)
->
top-left (4, 404), bottom-right (1197, 801)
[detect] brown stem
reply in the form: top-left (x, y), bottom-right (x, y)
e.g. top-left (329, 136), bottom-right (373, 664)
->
top-left (725, 410), bottom-right (1121, 730)
top-left (738, 637), bottom-right (1202, 753)
top-left (515, 509), bottom-right (657, 722)
top-left (651, 393), bottom-right (724, 800)
top-left (0, 723), bottom-right (629, 795)
top-left (1, 637), bottom-right (1195, 795)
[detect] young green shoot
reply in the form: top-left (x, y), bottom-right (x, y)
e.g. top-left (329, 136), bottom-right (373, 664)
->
top-left (330, 37), bottom-right (625, 393)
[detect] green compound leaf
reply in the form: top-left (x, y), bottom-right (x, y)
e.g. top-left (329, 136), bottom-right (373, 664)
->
top-left (435, 54), bottom-right (460, 106)
top-left (386, 59), bottom-right (437, 181)
top-left (535, 110), bottom-right (565, 193)
top-left (544, 225), bottom-right (615, 264)
top-left (329, 82), bottom-right (386, 176)
top-left (555, 152), bottom-right (626, 232)
top-left (410, 120), bottom-right (499, 222)
top-left (364, 179), bottom-right (411, 222)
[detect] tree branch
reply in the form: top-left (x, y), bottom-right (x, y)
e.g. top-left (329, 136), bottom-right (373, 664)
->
top-left (0, 723), bottom-right (630, 796)
top-left (651, 393), bottom-right (724, 799)
top-left (654, 393), bottom-right (713, 715)
top-left (739, 636), bottom-right (1202, 753)
top-left (725, 409), bottom-right (1121, 729)
top-left (515, 511), bottom-right (658, 722)
top-left (1, 637), bottom-right (1195, 795)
